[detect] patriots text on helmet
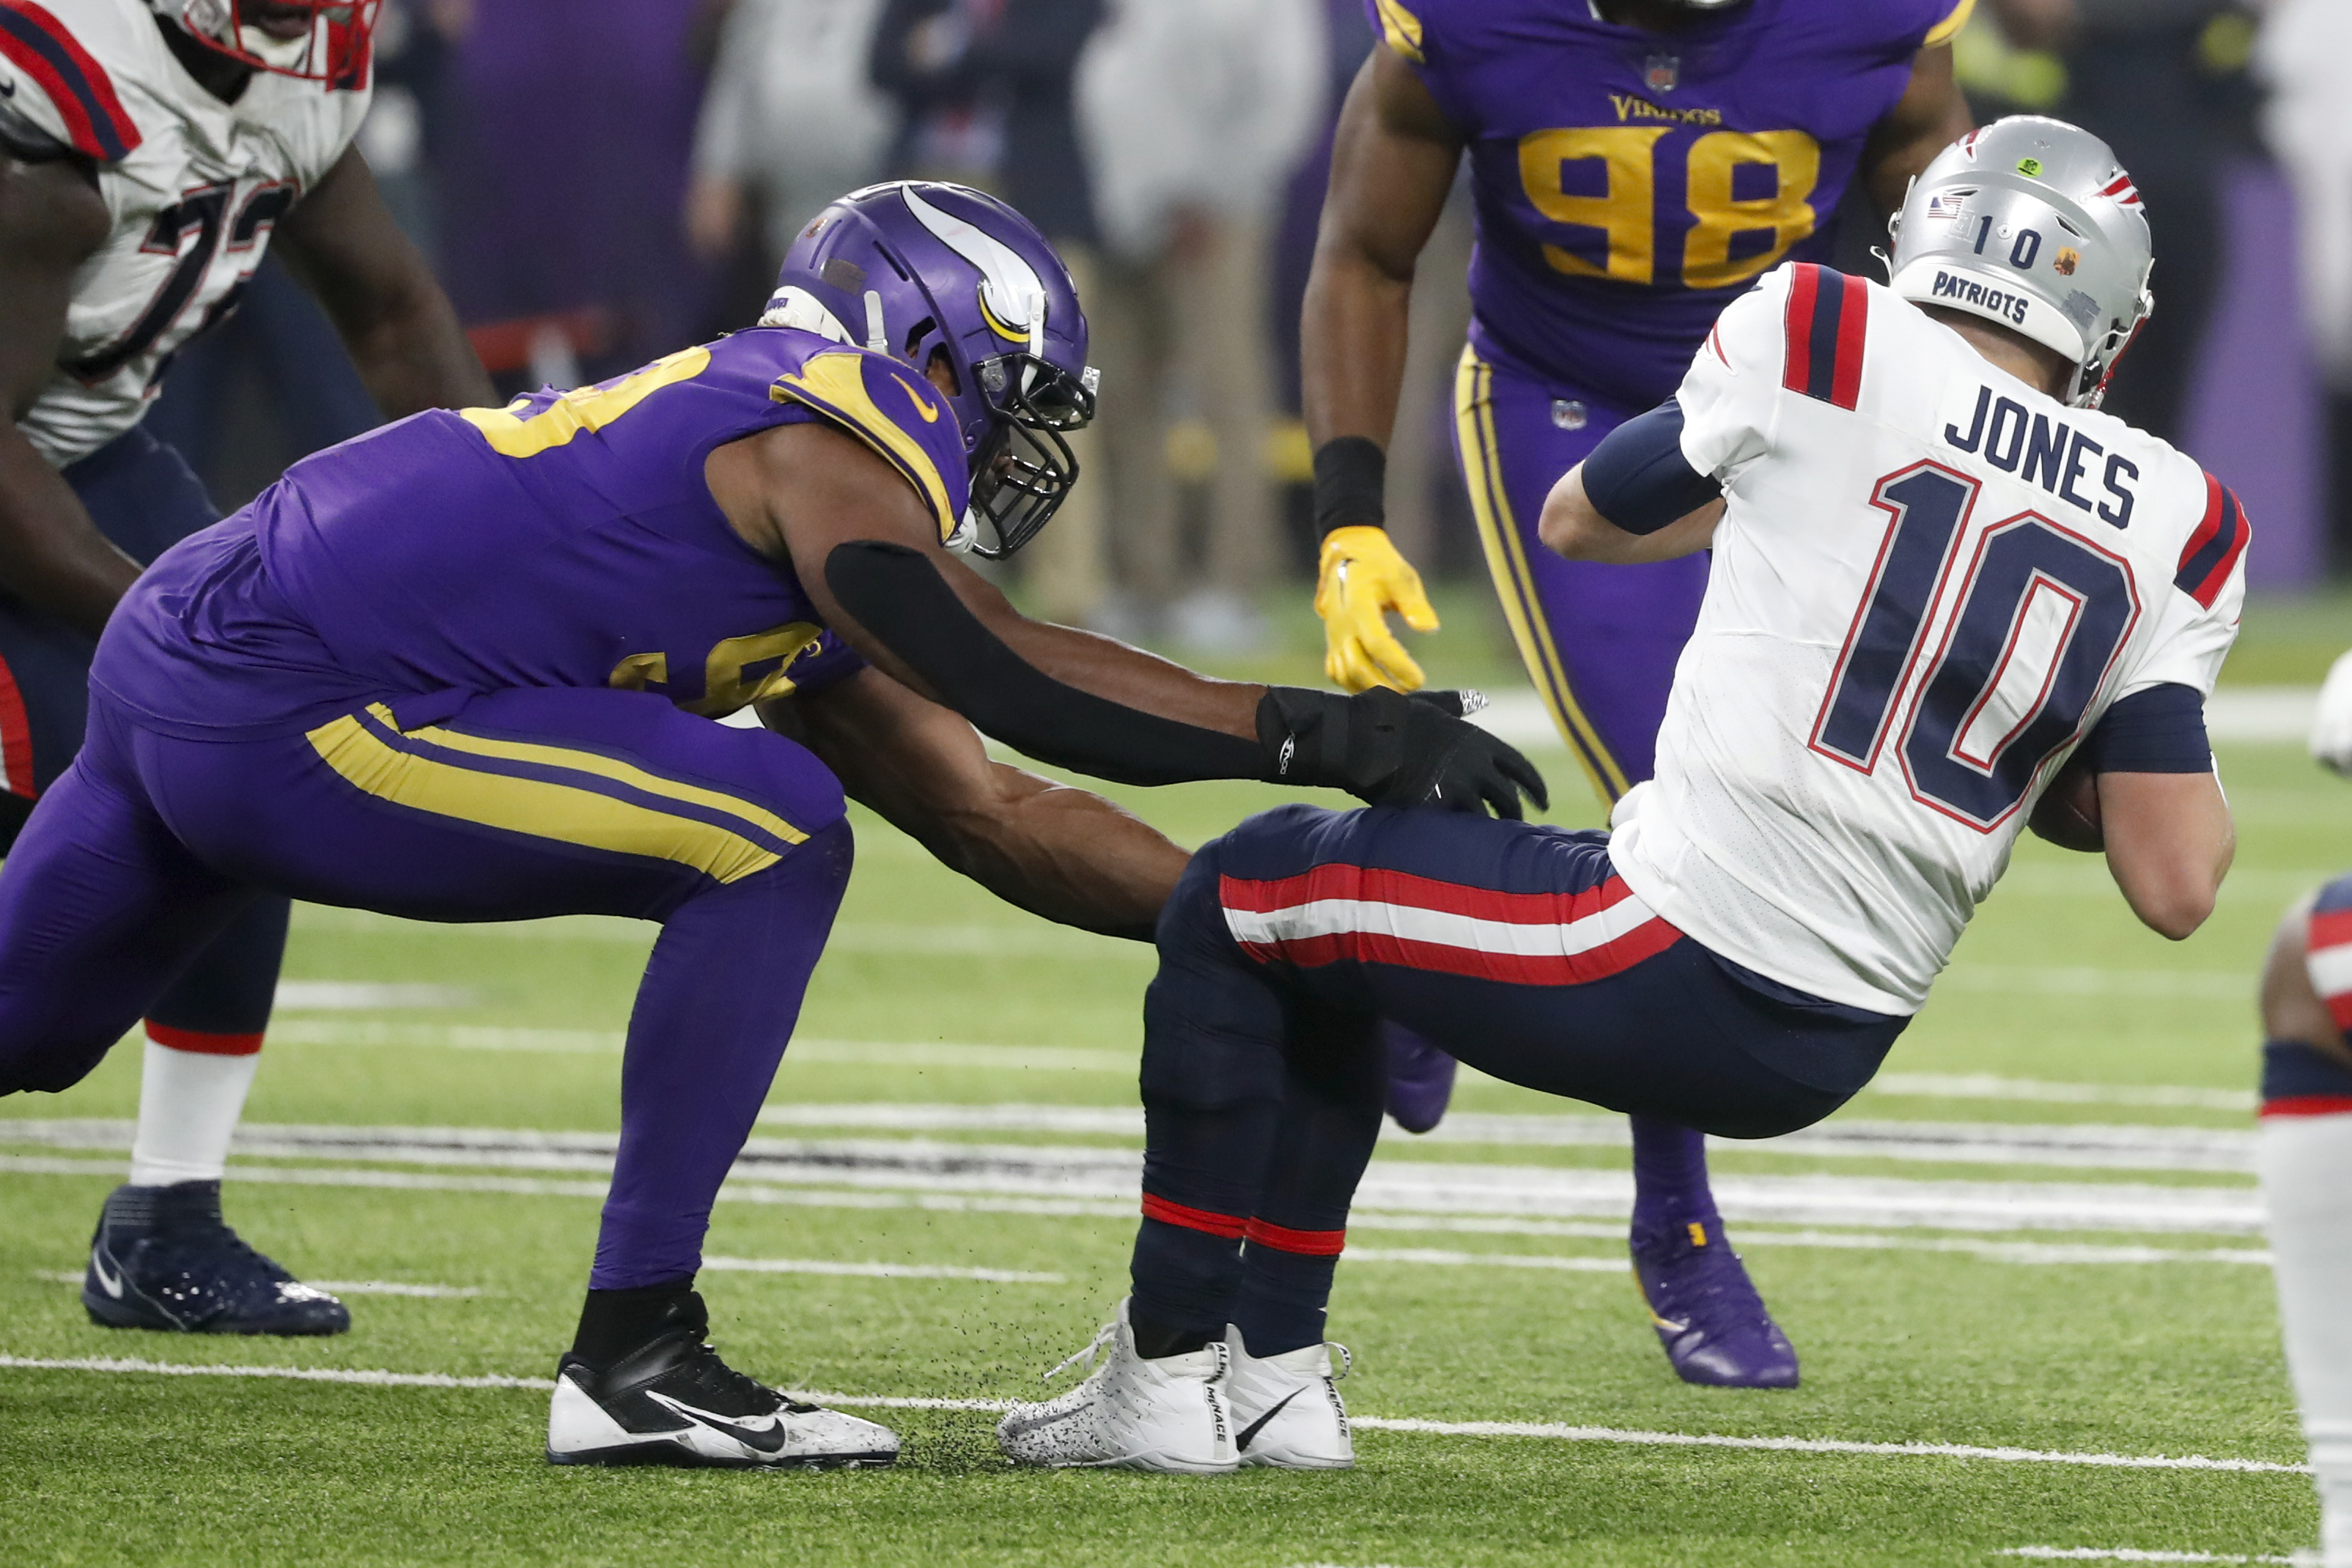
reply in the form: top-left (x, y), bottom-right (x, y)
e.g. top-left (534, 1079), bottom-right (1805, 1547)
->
top-left (1929, 270), bottom-right (2030, 327)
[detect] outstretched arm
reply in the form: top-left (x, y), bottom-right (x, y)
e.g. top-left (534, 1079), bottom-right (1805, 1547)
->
top-left (0, 153), bottom-right (138, 637)
top-left (1859, 42), bottom-right (1975, 217)
top-left (274, 147), bottom-right (495, 418)
top-left (707, 418), bottom-right (1545, 817)
top-left (1300, 48), bottom-right (1465, 693)
top-left (767, 666), bottom-right (1186, 941)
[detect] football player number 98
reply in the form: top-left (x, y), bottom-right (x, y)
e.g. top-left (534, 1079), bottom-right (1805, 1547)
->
top-left (1518, 127), bottom-right (1821, 290)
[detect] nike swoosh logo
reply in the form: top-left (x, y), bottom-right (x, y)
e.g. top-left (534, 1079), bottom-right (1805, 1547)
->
top-left (89, 1246), bottom-right (124, 1299)
top-left (897, 377), bottom-right (940, 423)
top-left (649, 1393), bottom-right (790, 1454)
top-left (1236, 1387), bottom-right (1304, 1451)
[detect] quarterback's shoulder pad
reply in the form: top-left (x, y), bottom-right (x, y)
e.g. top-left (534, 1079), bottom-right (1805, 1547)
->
top-left (769, 341), bottom-right (970, 546)
top-left (0, 0), bottom-right (141, 160)
top-left (2173, 472), bottom-right (2250, 611)
top-left (1762, 262), bottom-right (1873, 412)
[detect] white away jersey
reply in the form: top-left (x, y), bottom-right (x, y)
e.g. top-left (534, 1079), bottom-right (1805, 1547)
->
top-left (0, 0), bottom-right (369, 466)
top-left (1607, 262), bottom-right (2246, 1015)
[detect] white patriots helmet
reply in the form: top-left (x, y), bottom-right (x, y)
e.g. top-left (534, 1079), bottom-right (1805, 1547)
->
top-left (1887, 116), bottom-right (2155, 409)
top-left (147, 0), bottom-right (378, 86)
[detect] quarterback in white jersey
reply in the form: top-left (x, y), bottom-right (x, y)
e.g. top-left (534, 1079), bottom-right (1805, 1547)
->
top-left (989, 117), bottom-right (2243, 1475)
top-left (1606, 255), bottom-right (2241, 1016)
top-left (0, 0), bottom-right (489, 1337)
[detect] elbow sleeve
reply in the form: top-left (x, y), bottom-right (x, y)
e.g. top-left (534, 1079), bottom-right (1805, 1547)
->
top-left (1579, 399), bottom-right (1722, 536)
top-left (823, 541), bottom-right (1270, 786)
top-left (2080, 683), bottom-right (2211, 774)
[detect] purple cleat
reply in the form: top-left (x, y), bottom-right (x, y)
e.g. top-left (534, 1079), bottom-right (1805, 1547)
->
top-left (1382, 1021), bottom-right (1457, 1134)
top-left (1630, 1216), bottom-right (1799, 1388)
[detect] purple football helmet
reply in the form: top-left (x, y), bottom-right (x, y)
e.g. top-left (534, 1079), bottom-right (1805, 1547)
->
top-left (762, 182), bottom-right (1096, 560)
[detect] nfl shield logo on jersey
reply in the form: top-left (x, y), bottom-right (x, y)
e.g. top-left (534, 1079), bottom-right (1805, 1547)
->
top-left (1643, 54), bottom-right (1678, 93)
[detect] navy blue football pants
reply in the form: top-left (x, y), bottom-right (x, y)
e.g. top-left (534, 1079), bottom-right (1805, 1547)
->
top-left (0, 428), bottom-right (285, 1049)
top-left (1130, 804), bottom-right (1909, 1350)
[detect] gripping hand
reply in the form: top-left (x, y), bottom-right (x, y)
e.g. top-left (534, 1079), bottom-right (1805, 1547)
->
top-left (1258, 686), bottom-right (1549, 820)
top-left (1315, 526), bottom-right (1439, 694)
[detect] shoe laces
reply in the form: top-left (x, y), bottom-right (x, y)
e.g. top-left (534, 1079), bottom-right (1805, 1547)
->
top-left (669, 1325), bottom-right (792, 1416)
top-left (1042, 1320), bottom-right (1119, 1383)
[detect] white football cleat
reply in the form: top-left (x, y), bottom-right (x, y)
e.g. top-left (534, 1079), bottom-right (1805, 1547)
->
top-left (995, 1299), bottom-right (1238, 1473)
top-left (1224, 1325), bottom-right (1354, 1469)
top-left (545, 1311), bottom-right (899, 1469)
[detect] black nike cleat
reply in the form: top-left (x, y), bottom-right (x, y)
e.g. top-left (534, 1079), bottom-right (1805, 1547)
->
top-left (546, 1290), bottom-right (899, 1469)
top-left (81, 1181), bottom-right (349, 1336)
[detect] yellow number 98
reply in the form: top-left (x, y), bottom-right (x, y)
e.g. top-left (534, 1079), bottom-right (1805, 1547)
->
top-left (1516, 127), bottom-right (1820, 291)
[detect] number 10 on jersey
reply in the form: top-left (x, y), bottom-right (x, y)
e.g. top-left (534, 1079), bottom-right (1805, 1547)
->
top-left (1810, 463), bottom-right (2140, 831)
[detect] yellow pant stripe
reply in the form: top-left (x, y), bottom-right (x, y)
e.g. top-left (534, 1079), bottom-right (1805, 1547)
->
top-left (380, 707), bottom-right (808, 848)
top-left (1453, 347), bottom-right (1632, 805)
top-left (306, 709), bottom-right (787, 885)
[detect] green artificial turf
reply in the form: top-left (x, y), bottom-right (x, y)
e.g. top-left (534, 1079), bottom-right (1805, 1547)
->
top-left (1, 591), bottom-right (2345, 1564)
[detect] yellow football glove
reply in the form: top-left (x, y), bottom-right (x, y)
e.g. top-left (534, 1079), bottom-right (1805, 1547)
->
top-left (1314, 525), bottom-right (1439, 693)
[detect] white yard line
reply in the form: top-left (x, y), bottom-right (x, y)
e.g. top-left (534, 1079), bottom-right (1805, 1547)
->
top-left (0, 1355), bottom-right (2309, 1474)
top-left (2002, 1550), bottom-right (2307, 1564)
top-left (1864, 1075), bottom-right (2254, 1113)
top-left (701, 1257), bottom-right (1061, 1284)
top-left (0, 1123), bottom-right (2270, 1234)
top-left (30, 1271), bottom-right (479, 1298)
top-left (274, 982), bottom-right (476, 1011)
top-left (753, 1101), bottom-right (2260, 1175)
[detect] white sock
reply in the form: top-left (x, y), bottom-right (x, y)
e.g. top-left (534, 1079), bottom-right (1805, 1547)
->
top-left (128, 1038), bottom-right (261, 1188)
top-left (2260, 1110), bottom-right (2352, 1568)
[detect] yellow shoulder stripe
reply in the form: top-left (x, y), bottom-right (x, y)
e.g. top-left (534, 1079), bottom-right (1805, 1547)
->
top-left (306, 705), bottom-right (800, 886)
top-left (1372, 0), bottom-right (1425, 63)
top-left (771, 352), bottom-right (959, 544)
top-left (1925, 0), bottom-right (1976, 48)
top-left (460, 347), bottom-right (712, 460)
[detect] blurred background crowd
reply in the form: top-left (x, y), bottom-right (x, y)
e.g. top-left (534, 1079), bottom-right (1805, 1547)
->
top-left (164, 0), bottom-right (2350, 654)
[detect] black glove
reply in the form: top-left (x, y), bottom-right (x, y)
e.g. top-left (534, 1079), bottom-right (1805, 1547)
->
top-left (1256, 685), bottom-right (1549, 820)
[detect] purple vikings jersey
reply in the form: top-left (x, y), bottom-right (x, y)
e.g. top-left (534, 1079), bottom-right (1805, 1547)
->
top-left (93, 328), bottom-right (970, 737)
top-left (1371, 0), bottom-right (1971, 406)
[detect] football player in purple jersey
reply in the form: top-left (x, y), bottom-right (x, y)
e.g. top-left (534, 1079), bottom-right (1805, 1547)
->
top-left (0, 182), bottom-right (1541, 1466)
top-left (1300, 0), bottom-right (1976, 1388)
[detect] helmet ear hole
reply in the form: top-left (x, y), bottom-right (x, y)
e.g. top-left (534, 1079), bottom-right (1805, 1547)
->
top-left (900, 317), bottom-right (937, 360)
top-left (924, 346), bottom-right (962, 400)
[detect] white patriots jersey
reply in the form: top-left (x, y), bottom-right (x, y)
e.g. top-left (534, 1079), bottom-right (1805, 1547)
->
top-left (1606, 262), bottom-right (2246, 1016)
top-left (0, 0), bottom-right (368, 467)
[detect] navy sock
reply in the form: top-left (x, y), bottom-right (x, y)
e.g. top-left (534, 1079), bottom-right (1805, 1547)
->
top-left (1129, 1212), bottom-right (1246, 1350)
top-left (1629, 1114), bottom-right (1721, 1247)
top-left (1234, 1232), bottom-right (1343, 1357)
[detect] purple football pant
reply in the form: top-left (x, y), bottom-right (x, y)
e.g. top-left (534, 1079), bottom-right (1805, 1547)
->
top-left (1450, 345), bottom-right (1707, 799)
top-left (0, 687), bottom-right (852, 1291)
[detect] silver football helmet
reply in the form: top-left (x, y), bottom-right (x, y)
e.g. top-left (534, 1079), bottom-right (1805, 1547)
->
top-left (1887, 116), bottom-right (2154, 409)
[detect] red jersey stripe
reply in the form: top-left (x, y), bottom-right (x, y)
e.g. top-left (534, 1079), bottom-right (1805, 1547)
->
top-left (1220, 864), bottom-right (1639, 928)
top-left (1244, 1217), bottom-right (1346, 1257)
top-left (1234, 914), bottom-right (1680, 987)
top-left (0, 1), bottom-right (139, 160)
top-left (2308, 909), bottom-right (2352, 953)
top-left (0, 654), bottom-right (34, 798)
top-left (1782, 263), bottom-right (1821, 396)
top-left (1140, 1194), bottom-right (1247, 1239)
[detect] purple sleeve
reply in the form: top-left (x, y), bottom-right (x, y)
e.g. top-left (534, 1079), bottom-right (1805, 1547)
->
top-left (788, 629), bottom-right (868, 698)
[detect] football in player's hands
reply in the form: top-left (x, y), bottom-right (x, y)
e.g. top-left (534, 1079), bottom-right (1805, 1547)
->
top-left (2028, 753), bottom-right (2104, 853)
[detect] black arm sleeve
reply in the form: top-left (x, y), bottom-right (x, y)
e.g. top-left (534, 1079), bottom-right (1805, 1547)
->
top-left (1579, 398), bottom-right (1722, 536)
top-left (824, 540), bottom-right (1270, 786)
top-left (2079, 682), bottom-right (2212, 774)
